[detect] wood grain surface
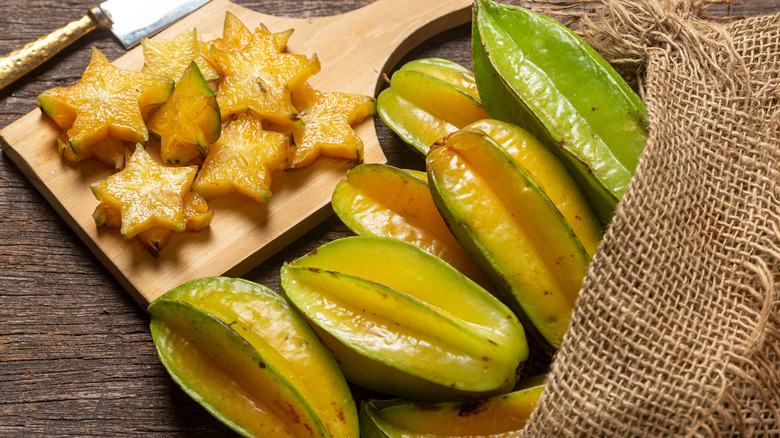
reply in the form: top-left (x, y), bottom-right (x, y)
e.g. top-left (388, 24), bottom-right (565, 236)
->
top-left (0, 0), bottom-right (776, 436)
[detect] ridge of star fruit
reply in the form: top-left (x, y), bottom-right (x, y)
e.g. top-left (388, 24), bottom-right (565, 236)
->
top-left (141, 26), bottom-right (221, 83)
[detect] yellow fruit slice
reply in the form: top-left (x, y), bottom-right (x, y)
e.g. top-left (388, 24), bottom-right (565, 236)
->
top-left (37, 47), bottom-right (174, 154)
top-left (57, 131), bottom-right (128, 170)
top-left (90, 145), bottom-right (198, 240)
top-left (192, 114), bottom-right (292, 203)
top-left (147, 62), bottom-right (221, 164)
top-left (204, 12), bottom-right (293, 70)
top-left (213, 25), bottom-right (320, 126)
top-left (93, 191), bottom-right (213, 257)
top-left (141, 27), bottom-right (220, 83)
top-left (289, 84), bottom-right (375, 168)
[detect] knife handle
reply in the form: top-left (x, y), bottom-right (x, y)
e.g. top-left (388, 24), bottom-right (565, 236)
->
top-left (0, 7), bottom-right (111, 91)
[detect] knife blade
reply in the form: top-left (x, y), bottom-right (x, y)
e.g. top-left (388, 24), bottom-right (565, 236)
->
top-left (0, 0), bottom-right (211, 91)
top-left (100, 0), bottom-right (211, 48)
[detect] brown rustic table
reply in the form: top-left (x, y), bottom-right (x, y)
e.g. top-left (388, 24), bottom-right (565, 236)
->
top-left (0, 0), bottom-right (776, 436)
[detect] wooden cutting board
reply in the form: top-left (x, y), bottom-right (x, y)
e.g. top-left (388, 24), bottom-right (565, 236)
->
top-left (0, 0), bottom-right (473, 307)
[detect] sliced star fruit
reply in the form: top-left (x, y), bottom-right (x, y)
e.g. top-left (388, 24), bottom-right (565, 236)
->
top-left (191, 113), bottom-right (292, 204)
top-left (203, 11), bottom-right (293, 72)
top-left (93, 190), bottom-right (213, 257)
top-left (147, 61), bottom-right (221, 164)
top-left (38, 47), bottom-right (174, 154)
top-left (90, 144), bottom-right (199, 240)
top-left (56, 131), bottom-right (129, 170)
top-left (280, 236), bottom-right (528, 402)
top-left (141, 26), bottom-right (220, 83)
top-left (213, 23), bottom-right (320, 126)
top-left (148, 277), bottom-right (359, 437)
top-left (289, 83), bottom-right (375, 168)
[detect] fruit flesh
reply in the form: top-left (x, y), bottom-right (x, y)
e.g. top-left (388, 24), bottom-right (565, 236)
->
top-left (147, 61), bottom-right (221, 163)
top-left (37, 47), bottom-right (173, 154)
top-left (427, 130), bottom-right (590, 350)
top-left (89, 145), bottom-right (198, 239)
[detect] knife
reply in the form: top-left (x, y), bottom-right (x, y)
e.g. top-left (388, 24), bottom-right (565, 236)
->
top-left (0, 0), bottom-right (211, 91)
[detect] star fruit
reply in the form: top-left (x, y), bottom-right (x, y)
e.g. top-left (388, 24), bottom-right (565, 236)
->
top-left (289, 84), bottom-right (376, 168)
top-left (211, 20), bottom-right (320, 126)
top-left (146, 62), bottom-right (221, 164)
top-left (140, 26), bottom-right (220, 83)
top-left (90, 145), bottom-right (202, 241)
top-left (191, 113), bottom-right (292, 204)
top-left (37, 47), bottom-right (174, 155)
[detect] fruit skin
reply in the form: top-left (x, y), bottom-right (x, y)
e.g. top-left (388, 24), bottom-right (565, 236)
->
top-left (377, 58), bottom-right (488, 155)
top-left (462, 119), bottom-right (602, 257)
top-left (148, 277), bottom-right (359, 438)
top-left (330, 163), bottom-right (491, 287)
top-left (280, 236), bottom-right (528, 402)
top-left (147, 61), bottom-right (221, 164)
top-left (471, 0), bottom-right (648, 224)
top-left (427, 129), bottom-right (591, 351)
top-left (360, 374), bottom-right (546, 437)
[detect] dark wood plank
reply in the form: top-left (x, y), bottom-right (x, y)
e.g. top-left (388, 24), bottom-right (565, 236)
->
top-left (0, 0), bottom-right (776, 436)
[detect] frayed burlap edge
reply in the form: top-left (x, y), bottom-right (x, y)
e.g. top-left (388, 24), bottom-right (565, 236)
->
top-left (516, 1), bottom-right (780, 436)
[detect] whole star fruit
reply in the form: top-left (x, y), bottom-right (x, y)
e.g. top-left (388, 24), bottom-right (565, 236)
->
top-left (148, 277), bottom-right (359, 438)
top-left (359, 374), bottom-right (546, 437)
top-left (147, 61), bottom-right (221, 164)
top-left (280, 236), bottom-right (528, 402)
top-left (37, 47), bottom-right (174, 154)
top-left (377, 57), bottom-right (488, 156)
top-left (462, 119), bottom-right (602, 257)
top-left (472, 0), bottom-right (648, 224)
top-left (427, 129), bottom-right (591, 351)
top-left (330, 163), bottom-right (492, 289)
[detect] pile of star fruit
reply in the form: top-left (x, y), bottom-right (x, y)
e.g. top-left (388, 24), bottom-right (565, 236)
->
top-left (36, 12), bottom-right (376, 257)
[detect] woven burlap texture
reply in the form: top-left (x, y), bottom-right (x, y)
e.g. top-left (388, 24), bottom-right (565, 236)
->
top-left (520, 1), bottom-right (780, 436)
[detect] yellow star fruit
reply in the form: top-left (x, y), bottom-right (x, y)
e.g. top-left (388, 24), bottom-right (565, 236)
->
top-left (90, 145), bottom-right (200, 240)
top-left (37, 47), bottom-right (174, 155)
top-left (192, 114), bottom-right (292, 203)
top-left (290, 84), bottom-right (376, 168)
top-left (141, 27), bottom-right (220, 83)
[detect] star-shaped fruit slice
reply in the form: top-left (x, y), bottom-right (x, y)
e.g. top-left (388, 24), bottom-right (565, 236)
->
top-left (90, 145), bottom-right (199, 240)
top-left (289, 84), bottom-right (376, 168)
top-left (147, 62), bottom-right (221, 164)
top-left (141, 27), bottom-right (220, 83)
top-left (192, 114), bottom-right (292, 203)
top-left (93, 191), bottom-right (212, 257)
top-left (213, 25), bottom-right (320, 127)
top-left (204, 12), bottom-right (292, 69)
top-left (38, 47), bottom-right (174, 154)
top-left (57, 131), bottom-right (129, 170)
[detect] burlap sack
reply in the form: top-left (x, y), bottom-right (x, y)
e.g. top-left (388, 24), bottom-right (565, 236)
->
top-left (520, 0), bottom-right (780, 436)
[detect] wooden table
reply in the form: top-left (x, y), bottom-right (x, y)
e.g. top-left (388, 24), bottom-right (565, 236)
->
top-left (0, 0), bottom-right (776, 436)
